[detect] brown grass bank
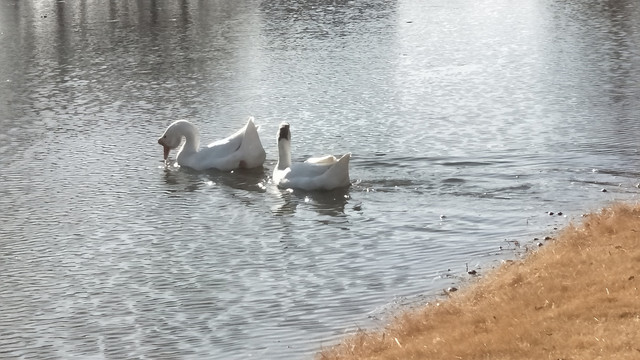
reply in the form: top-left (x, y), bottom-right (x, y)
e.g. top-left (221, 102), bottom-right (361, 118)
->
top-left (317, 203), bottom-right (640, 360)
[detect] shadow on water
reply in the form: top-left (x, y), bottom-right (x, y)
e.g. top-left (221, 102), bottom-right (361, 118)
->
top-left (302, 186), bottom-right (351, 216)
top-left (271, 186), bottom-right (351, 217)
top-left (161, 163), bottom-right (268, 193)
top-left (162, 165), bottom-right (202, 193)
top-left (208, 166), bottom-right (269, 192)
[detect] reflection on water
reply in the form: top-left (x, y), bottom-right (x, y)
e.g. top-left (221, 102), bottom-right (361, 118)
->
top-left (163, 165), bottom-right (203, 193)
top-left (271, 188), bottom-right (299, 216)
top-left (1, 0), bottom-right (640, 359)
top-left (271, 186), bottom-right (351, 217)
top-left (304, 187), bottom-right (350, 217)
top-left (162, 163), bottom-right (268, 193)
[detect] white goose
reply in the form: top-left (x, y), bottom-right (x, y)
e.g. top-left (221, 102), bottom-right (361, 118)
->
top-left (273, 122), bottom-right (351, 191)
top-left (157, 117), bottom-right (266, 171)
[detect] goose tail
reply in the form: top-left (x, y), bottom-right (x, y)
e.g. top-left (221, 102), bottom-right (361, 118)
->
top-left (238, 116), bottom-right (266, 168)
top-left (321, 153), bottom-right (351, 189)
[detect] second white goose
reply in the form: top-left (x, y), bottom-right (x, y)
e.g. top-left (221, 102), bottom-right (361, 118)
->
top-left (273, 122), bottom-right (350, 191)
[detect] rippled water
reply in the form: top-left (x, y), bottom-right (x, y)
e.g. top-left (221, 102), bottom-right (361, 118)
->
top-left (1, 0), bottom-right (640, 359)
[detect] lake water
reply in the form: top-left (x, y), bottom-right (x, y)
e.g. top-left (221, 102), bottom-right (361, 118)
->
top-left (1, 0), bottom-right (640, 359)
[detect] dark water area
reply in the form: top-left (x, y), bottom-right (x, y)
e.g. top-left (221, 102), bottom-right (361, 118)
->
top-left (1, 0), bottom-right (640, 359)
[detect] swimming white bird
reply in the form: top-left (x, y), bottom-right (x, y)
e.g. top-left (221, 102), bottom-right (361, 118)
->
top-left (157, 117), bottom-right (266, 171)
top-left (273, 122), bottom-right (351, 191)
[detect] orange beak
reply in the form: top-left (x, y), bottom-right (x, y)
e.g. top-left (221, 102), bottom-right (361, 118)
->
top-left (159, 138), bottom-right (170, 160)
top-left (163, 145), bottom-right (170, 160)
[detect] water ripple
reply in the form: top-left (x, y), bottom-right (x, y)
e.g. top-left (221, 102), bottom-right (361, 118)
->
top-left (2, 0), bottom-right (640, 359)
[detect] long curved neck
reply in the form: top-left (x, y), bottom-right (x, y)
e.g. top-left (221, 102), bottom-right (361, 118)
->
top-left (277, 139), bottom-right (292, 169)
top-left (176, 121), bottom-right (200, 153)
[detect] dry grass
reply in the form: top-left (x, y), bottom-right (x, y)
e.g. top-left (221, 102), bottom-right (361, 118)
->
top-left (317, 203), bottom-right (640, 360)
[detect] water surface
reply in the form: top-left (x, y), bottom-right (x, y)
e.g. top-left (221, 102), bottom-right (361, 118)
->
top-left (1, 0), bottom-right (640, 359)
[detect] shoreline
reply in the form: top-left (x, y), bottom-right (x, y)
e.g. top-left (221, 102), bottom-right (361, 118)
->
top-left (316, 203), bottom-right (640, 359)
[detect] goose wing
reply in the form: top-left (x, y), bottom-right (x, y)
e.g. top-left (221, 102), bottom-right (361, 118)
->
top-left (305, 155), bottom-right (339, 165)
top-left (282, 153), bottom-right (351, 191)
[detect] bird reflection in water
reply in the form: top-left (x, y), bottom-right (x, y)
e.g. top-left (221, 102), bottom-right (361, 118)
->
top-left (162, 163), bottom-right (268, 194)
top-left (271, 186), bottom-right (351, 217)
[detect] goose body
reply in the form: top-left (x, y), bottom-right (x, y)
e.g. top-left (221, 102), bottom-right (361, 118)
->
top-left (273, 122), bottom-right (350, 191)
top-left (157, 117), bottom-right (266, 171)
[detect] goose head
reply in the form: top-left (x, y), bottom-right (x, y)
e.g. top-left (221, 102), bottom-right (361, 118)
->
top-left (158, 120), bottom-right (199, 160)
top-left (278, 122), bottom-right (291, 142)
top-left (276, 122), bottom-right (292, 169)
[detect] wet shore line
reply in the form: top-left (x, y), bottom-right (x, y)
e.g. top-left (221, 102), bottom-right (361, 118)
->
top-left (317, 203), bottom-right (640, 360)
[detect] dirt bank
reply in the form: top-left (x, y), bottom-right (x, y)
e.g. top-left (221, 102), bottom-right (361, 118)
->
top-left (317, 203), bottom-right (640, 360)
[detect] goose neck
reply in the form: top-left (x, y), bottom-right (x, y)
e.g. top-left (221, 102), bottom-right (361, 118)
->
top-left (179, 121), bottom-right (200, 152)
top-left (277, 139), bottom-right (292, 169)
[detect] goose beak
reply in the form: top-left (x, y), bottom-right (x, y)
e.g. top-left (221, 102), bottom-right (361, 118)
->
top-left (158, 138), bottom-right (170, 160)
top-left (162, 144), bottom-right (170, 160)
top-left (278, 123), bottom-right (290, 141)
